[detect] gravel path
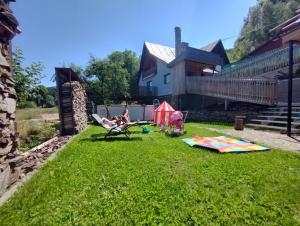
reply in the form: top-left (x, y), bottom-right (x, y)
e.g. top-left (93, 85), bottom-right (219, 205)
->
top-left (39, 113), bottom-right (59, 121)
top-left (218, 128), bottom-right (300, 153)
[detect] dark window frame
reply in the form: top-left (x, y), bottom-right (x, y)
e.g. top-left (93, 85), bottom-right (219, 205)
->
top-left (163, 73), bottom-right (170, 84)
top-left (146, 81), bottom-right (153, 88)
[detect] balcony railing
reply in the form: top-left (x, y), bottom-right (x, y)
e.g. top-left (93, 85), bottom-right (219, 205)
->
top-left (221, 44), bottom-right (300, 78)
top-left (186, 76), bottom-right (278, 105)
top-left (142, 67), bottom-right (157, 78)
top-left (139, 86), bottom-right (158, 97)
top-left (183, 44), bottom-right (300, 105)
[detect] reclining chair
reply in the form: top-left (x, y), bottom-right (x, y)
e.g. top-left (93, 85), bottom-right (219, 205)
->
top-left (92, 114), bottom-right (135, 139)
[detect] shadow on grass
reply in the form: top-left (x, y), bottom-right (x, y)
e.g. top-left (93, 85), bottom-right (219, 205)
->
top-left (188, 121), bottom-right (233, 127)
top-left (79, 133), bottom-right (143, 142)
top-left (96, 137), bottom-right (143, 142)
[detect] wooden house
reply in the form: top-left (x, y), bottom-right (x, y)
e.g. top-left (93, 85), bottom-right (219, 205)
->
top-left (139, 9), bottom-right (300, 109)
top-left (138, 42), bottom-right (175, 100)
top-left (138, 27), bottom-right (229, 109)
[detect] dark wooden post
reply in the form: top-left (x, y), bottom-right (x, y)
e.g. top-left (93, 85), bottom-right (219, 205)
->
top-left (55, 68), bottom-right (63, 135)
top-left (287, 41), bottom-right (294, 137)
top-left (68, 70), bottom-right (76, 135)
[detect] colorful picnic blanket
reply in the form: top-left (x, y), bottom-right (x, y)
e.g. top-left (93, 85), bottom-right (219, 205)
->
top-left (182, 136), bottom-right (269, 153)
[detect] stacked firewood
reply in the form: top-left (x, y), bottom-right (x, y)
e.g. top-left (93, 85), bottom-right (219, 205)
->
top-left (0, 136), bottom-right (71, 196)
top-left (61, 81), bottom-right (87, 134)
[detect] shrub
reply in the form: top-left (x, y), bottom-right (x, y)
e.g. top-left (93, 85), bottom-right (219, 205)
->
top-left (18, 121), bottom-right (59, 152)
top-left (17, 101), bottom-right (37, 109)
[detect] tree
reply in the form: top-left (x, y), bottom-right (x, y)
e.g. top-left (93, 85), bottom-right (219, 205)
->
top-left (29, 85), bottom-right (55, 108)
top-left (229, 0), bottom-right (300, 62)
top-left (107, 50), bottom-right (140, 97)
top-left (84, 50), bottom-right (139, 104)
top-left (13, 47), bottom-right (45, 107)
top-left (85, 57), bottom-right (129, 104)
top-left (47, 86), bottom-right (58, 105)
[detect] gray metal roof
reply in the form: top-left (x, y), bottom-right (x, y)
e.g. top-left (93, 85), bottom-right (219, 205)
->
top-left (144, 42), bottom-right (175, 63)
top-left (200, 40), bottom-right (221, 52)
top-left (168, 47), bottom-right (223, 67)
top-left (143, 40), bottom-right (226, 68)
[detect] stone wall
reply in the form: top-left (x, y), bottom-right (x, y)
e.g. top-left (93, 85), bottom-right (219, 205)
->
top-left (187, 102), bottom-right (267, 123)
top-left (173, 94), bottom-right (224, 111)
top-left (0, 0), bottom-right (20, 195)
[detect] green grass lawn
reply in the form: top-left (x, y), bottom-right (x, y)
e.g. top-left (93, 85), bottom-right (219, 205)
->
top-left (0, 123), bottom-right (299, 225)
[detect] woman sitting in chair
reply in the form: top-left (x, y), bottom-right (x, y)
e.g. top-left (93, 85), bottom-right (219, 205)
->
top-left (101, 117), bottom-right (131, 130)
top-left (111, 104), bottom-right (130, 126)
top-left (101, 117), bottom-right (117, 127)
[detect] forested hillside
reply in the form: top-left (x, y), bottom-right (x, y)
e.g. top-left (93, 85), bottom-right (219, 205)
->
top-left (227, 0), bottom-right (300, 62)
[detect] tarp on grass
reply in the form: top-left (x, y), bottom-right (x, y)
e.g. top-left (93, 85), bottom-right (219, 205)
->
top-left (182, 136), bottom-right (269, 153)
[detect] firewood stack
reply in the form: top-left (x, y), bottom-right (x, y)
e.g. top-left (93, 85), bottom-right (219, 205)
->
top-left (61, 81), bottom-right (87, 134)
top-left (0, 0), bottom-right (20, 196)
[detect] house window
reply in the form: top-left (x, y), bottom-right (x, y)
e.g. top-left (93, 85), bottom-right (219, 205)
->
top-left (146, 81), bottom-right (152, 89)
top-left (164, 73), bottom-right (170, 84)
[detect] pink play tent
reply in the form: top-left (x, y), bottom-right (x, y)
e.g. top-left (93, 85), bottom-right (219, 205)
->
top-left (154, 101), bottom-right (175, 126)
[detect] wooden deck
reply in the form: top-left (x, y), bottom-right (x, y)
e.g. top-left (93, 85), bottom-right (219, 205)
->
top-left (184, 44), bottom-right (300, 106)
top-left (221, 44), bottom-right (300, 78)
top-left (186, 76), bottom-right (278, 105)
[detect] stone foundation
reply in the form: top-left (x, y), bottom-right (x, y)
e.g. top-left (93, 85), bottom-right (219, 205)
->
top-left (187, 102), bottom-right (267, 123)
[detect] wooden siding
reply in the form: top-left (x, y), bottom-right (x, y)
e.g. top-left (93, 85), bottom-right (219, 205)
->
top-left (141, 51), bottom-right (157, 78)
top-left (185, 60), bottom-right (210, 76)
top-left (282, 29), bottom-right (300, 44)
top-left (171, 61), bottom-right (186, 95)
top-left (186, 76), bottom-right (278, 105)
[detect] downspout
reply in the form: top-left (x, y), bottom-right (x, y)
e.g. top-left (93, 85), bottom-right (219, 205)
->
top-left (287, 41), bottom-right (294, 137)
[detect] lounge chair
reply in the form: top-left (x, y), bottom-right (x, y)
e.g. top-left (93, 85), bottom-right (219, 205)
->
top-left (181, 111), bottom-right (189, 131)
top-left (92, 114), bottom-right (135, 139)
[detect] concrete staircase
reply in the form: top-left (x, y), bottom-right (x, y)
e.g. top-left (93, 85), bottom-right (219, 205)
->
top-left (247, 106), bottom-right (300, 134)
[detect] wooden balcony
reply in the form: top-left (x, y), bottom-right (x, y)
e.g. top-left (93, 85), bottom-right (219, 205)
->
top-left (221, 44), bottom-right (300, 78)
top-left (183, 44), bottom-right (300, 106)
top-left (186, 76), bottom-right (278, 105)
top-left (142, 67), bottom-right (157, 78)
top-left (139, 86), bottom-right (158, 97)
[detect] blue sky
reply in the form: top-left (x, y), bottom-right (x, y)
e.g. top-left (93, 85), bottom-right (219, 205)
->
top-left (11, 0), bottom-right (256, 87)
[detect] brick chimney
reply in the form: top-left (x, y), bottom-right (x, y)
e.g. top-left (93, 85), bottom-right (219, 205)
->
top-left (180, 42), bottom-right (189, 53)
top-left (175, 26), bottom-right (181, 57)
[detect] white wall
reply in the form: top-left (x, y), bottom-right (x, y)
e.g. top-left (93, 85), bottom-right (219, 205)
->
top-left (144, 105), bottom-right (155, 120)
top-left (97, 105), bottom-right (154, 121)
top-left (139, 59), bottom-right (172, 96)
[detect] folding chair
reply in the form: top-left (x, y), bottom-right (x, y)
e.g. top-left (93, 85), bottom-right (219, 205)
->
top-left (92, 114), bottom-right (135, 139)
top-left (181, 111), bottom-right (189, 130)
top-left (181, 111), bottom-right (188, 122)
